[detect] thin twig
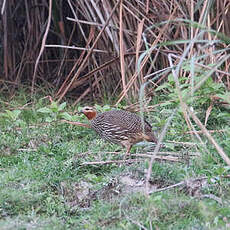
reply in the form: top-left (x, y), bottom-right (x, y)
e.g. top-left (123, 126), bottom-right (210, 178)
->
top-left (66, 17), bottom-right (133, 34)
top-left (185, 129), bottom-right (226, 134)
top-left (60, 120), bottom-right (90, 128)
top-left (81, 159), bottom-right (143, 166)
top-left (149, 176), bottom-right (207, 194)
top-left (77, 150), bottom-right (198, 161)
top-left (145, 109), bottom-right (177, 195)
top-left (126, 217), bottom-right (148, 230)
top-left (31, 0), bottom-right (52, 94)
top-left (1, 0), bottom-right (6, 15)
top-left (149, 175), bottom-right (230, 195)
top-left (166, 140), bottom-right (199, 146)
top-left (149, 181), bottom-right (185, 194)
top-left (200, 194), bottom-right (223, 205)
top-left (45, 44), bottom-right (108, 53)
top-left (187, 106), bottom-right (230, 166)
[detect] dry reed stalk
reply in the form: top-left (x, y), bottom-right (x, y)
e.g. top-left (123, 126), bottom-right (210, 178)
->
top-left (116, 5), bottom-right (178, 105)
top-left (72, 53), bottom-right (137, 104)
top-left (73, 75), bottom-right (104, 105)
top-left (119, 0), bottom-right (128, 100)
top-left (1, 0), bottom-right (229, 103)
top-left (57, 0), bottom-right (121, 102)
top-left (55, 25), bottom-right (97, 96)
top-left (32, 0), bottom-right (52, 94)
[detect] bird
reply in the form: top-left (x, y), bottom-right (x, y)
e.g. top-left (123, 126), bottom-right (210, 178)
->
top-left (80, 106), bottom-right (162, 157)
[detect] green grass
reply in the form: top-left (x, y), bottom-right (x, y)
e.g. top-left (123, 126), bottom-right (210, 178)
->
top-left (0, 93), bottom-right (230, 230)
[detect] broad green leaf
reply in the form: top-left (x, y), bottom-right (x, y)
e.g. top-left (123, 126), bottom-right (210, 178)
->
top-left (58, 102), bottom-right (67, 111)
top-left (45, 117), bottom-right (53, 122)
top-left (50, 101), bottom-right (58, 112)
top-left (37, 107), bottom-right (52, 113)
top-left (6, 110), bottom-right (21, 120)
top-left (71, 115), bottom-right (79, 121)
top-left (60, 112), bottom-right (72, 121)
top-left (155, 83), bottom-right (169, 91)
top-left (160, 101), bottom-right (173, 107)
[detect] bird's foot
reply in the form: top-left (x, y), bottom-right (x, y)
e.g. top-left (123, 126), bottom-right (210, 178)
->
top-left (123, 152), bottom-right (131, 160)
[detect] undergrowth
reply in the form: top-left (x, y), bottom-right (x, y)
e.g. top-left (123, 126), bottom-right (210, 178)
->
top-left (0, 89), bottom-right (230, 230)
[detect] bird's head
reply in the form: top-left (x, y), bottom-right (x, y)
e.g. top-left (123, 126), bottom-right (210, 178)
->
top-left (80, 106), bottom-right (97, 120)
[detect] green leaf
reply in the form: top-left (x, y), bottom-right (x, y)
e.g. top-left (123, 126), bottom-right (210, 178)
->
top-left (15, 119), bottom-right (26, 127)
top-left (71, 115), bottom-right (79, 121)
top-left (5, 110), bottom-right (21, 121)
top-left (12, 110), bottom-right (21, 119)
top-left (215, 167), bottom-right (226, 176)
top-left (45, 117), bottom-right (53, 122)
top-left (94, 104), bottom-right (102, 111)
top-left (103, 105), bottom-right (111, 111)
top-left (50, 101), bottom-right (58, 112)
top-left (60, 112), bottom-right (72, 121)
top-left (78, 106), bottom-right (83, 113)
top-left (37, 107), bottom-right (52, 114)
top-left (165, 143), bottom-right (175, 150)
top-left (216, 92), bottom-right (230, 103)
top-left (160, 101), bottom-right (173, 107)
top-left (58, 102), bottom-right (67, 111)
top-left (153, 195), bottom-right (162, 201)
top-left (168, 74), bottom-right (174, 82)
top-left (155, 83), bottom-right (169, 91)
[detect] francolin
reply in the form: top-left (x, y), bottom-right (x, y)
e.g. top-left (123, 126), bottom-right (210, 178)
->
top-left (81, 106), bottom-right (161, 157)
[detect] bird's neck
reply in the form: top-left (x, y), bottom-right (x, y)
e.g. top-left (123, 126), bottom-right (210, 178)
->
top-left (85, 111), bottom-right (97, 120)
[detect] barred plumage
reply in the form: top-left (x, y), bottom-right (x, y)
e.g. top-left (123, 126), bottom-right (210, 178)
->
top-left (81, 106), bottom-right (160, 156)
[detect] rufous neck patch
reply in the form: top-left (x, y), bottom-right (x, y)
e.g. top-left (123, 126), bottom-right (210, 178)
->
top-left (85, 111), bottom-right (97, 120)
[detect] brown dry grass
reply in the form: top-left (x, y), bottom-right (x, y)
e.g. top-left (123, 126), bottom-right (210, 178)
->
top-left (0, 0), bottom-right (230, 102)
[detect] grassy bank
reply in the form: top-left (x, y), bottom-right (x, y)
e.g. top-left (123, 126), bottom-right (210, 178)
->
top-left (0, 92), bottom-right (230, 229)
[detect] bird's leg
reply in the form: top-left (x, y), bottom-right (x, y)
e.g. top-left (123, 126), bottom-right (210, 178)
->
top-left (120, 140), bottom-right (132, 159)
top-left (124, 144), bottom-right (132, 159)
